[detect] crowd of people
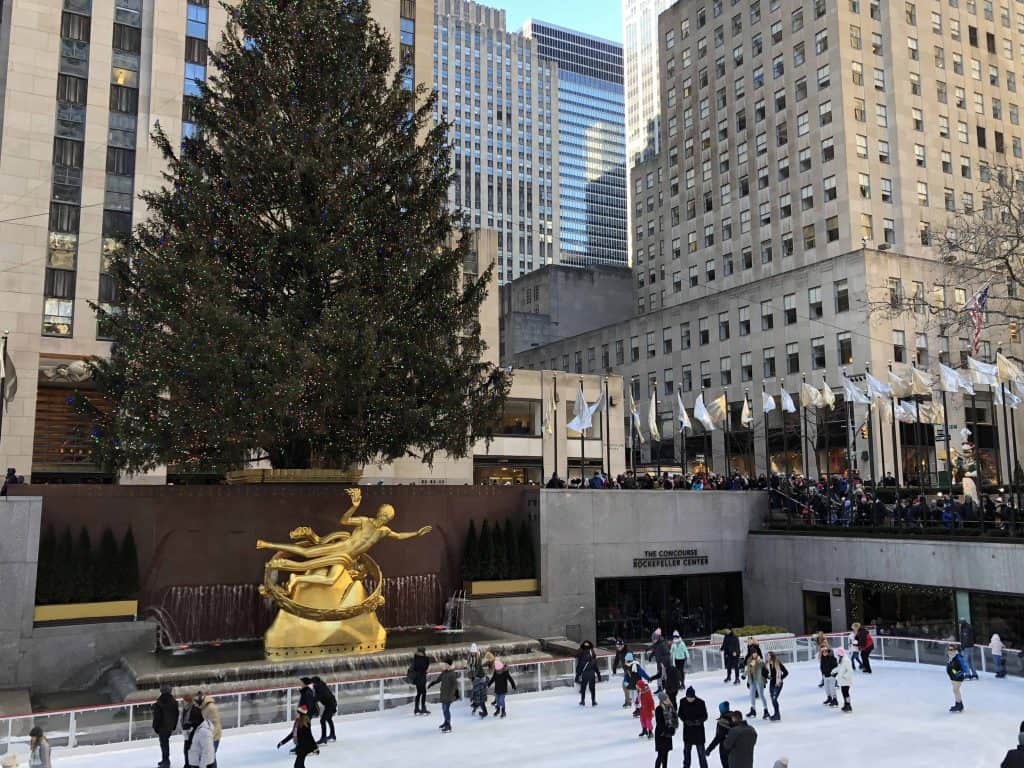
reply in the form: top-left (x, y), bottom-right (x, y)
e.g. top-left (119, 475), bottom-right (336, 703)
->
top-left (547, 470), bottom-right (770, 490)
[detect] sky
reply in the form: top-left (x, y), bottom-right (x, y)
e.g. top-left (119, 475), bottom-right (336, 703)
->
top-left (502, 0), bottom-right (623, 43)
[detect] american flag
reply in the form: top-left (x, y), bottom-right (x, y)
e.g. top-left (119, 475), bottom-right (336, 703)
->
top-left (970, 283), bottom-right (991, 354)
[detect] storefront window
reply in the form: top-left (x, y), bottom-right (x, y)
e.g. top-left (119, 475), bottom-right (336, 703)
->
top-left (472, 463), bottom-right (542, 486)
top-left (494, 399), bottom-right (540, 436)
top-left (846, 579), bottom-right (955, 639)
top-left (970, 590), bottom-right (1024, 646)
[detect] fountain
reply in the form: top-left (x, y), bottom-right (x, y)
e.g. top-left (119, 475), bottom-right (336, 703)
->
top-left (439, 589), bottom-right (466, 633)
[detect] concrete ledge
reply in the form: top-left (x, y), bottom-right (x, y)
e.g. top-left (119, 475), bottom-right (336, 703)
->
top-left (34, 600), bottom-right (138, 623)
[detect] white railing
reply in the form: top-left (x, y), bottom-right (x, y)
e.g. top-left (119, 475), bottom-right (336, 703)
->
top-left (0, 633), bottom-right (1011, 756)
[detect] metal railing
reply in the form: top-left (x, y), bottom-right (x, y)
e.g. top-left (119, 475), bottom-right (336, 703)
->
top-left (0, 633), bottom-right (1014, 756)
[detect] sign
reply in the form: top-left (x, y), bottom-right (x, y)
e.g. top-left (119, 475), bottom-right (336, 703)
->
top-left (695, 454), bottom-right (706, 462)
top-left (633, 548), bottom-right (709, 569)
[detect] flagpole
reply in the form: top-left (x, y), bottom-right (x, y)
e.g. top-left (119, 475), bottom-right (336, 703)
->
top-left (678, 385), bottom-right (688, 475)
top-left (992, 381), bottom-right (1005, 487)
top-left (603, 376), bottom-right (611, 478)
top-left (889, 363), bottom-right (902, 492)
top-left (553, 375), bottom-right (559, 481)
top-left (0, 333), bottom-right (7, 445)
top-left (823, 378), bottom-right (832, 484)
top-left (541, 373), bottom-right (547, 479)
top-left (1011, 393), bottom-right (1021, 516)
top-left (842, 370), bottom-right (854, 482)
top-left (724, 389), bottom-right (732, 476)
top-left (654, 381), bottom-right (661, 478)
top-left (910, 363), bottom-right (923, 495)
top-left (865, 364), bottom-right (878, 489)
top-left (762, 382), bottom-right (771, 479)
top-left (1000, 379), bottom-right (1013, 506)
top-left (781, 383), bottom-right (791, 475)
top-left (801, 374), bottom-right (809, 480)
top-left (578, 377), bottom-right (585, 484)
top-left (745, 389), bottom-right (753, 477)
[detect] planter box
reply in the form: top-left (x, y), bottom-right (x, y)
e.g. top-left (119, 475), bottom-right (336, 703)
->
top-left (34, 600), bottom-right (138, 623)
top-left (224, 469), bottom-right (362, 485)
top-left (464, 579), bottom-right (539, 598)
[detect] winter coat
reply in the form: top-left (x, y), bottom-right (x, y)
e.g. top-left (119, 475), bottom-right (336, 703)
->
top-left (820, 653), bottom-right (838, 678)
top-left (467, 652), bottom-right (486, 679)
top-left (624, 659), bottom-right (649, 690)
top-left (28, 740), bottom-right (51, 768)
top-left (200, 698), bottom-right (222, 741)
top-left (654, 705), bottom-right (676, 753)
top-left (959, 622), bottom-right (976, 649)
top-left (638, 685), bottom-right (656, 721)
top-left (947, 654), bottom-right (966, 682)
top-left (1001, 747), bottom-right (1024, 768)
top-left (856, 627), bottom-right (874, 651)
top-left (411, 652), bottom-right (430, 685)
top-left (745, 656), bottom-right (766, 688)
top-left (649, 637), bottom-right (673, 669)
top-left (742, 643), bottom-right (763, 666)
top-left (722, 720), bottom-right (757, 768)
top-left (706, 716), bottom-right (732, 756)
top-left (428, 667), bottom-right (460, 704)
top-left (279, 716), bottom-right (318, 757)
top-left (489, 669), bottom-right (516, 695)
top-left (612, 645), bottom-right (630, 674)
top-left (991, 634), bottom-right (1006, 656)
top-left (721, 633), bottom-right (740, 660)
top-left (312, 677), bottom-right (338, 713)
top-left (766, 660), bottom-right (788, 687)
top-left (471, 675), bottom-right (489, 707)
top-left (299, 686), bottom-right (320, 718)
top-left (152, 692), bottom-right (179, 736)
top-left (181, 702), bottom-right (204, 733)
top-left (832, 655), bottom-right (854, 686)
top-left (678, 696), bottom-right (708, 743)
top-left (575, 650), bottom-right (602, 683)
top-left (671, 639), bottom-right (690, 662)
top-left (664, 665), bottom-right (681, 700)
top-left (187, 719), bottom-right (216, 768)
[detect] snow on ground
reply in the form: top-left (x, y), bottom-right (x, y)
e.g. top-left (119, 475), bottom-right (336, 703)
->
top-left (48, 661), bottom-right (1017, 768)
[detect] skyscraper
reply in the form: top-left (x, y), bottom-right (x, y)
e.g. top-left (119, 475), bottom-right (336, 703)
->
top-left (622, 0), bottom-right (674, 166)
top-left (523, 20), bottom-right (628, 269)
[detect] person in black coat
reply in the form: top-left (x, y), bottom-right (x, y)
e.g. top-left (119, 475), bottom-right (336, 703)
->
top-left (765, 653), bottom-right (788, 721)
top-left (278, 706), bottom-right (319, 768)
top-left (704, 701), bottom-right (732, 768)
top-left (654, 693), bottom-right (677, 768)
top-left (575, 640), bottom-right (602, 706)
top-left (612, 640), bottom-right (633, 708)
top-left (152, 683), bottom-right (178, 768)
top-left (311, 676), bottom-right (337, 744)
top-left (664, 664), bottom-right (682, 711)
top-left (487, 659), bottom-right (516, 717)
top-left (298, 677), bottom-right (320, 719)
top-left (1002, 731), bottom-right (1024, 768)
top-left (410, 647), bottom-right (431, 715)
top-left (678, 686), bottom-right (709, 768)
top-left (721, 630), bottom-right (741, 684)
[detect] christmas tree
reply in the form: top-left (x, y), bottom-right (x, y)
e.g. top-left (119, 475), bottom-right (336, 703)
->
top-left (86, 0), bottom-right (507, 472)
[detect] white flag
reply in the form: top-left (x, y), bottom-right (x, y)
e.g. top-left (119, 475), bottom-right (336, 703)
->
top-left (820, 381), bottom-right (836, 410)
top-left (629, 391), bottom-right (646, 444)
top-left (843, 377), bottom-right (872, 405)
top-left (997, 352), bottom-right (1024, 384)
top-left (801, 382), bottom-right (823, 407)
top-left (741, 397), bottom-right (753, 427)
top-left (928, 401), bottom-right (946, 425)
top-left (587, 390), bottom-right (607, 421)
top-left (911, 368), bottom-right (934, 396)
top-left (968, 356), bottom-right (998, 386)
top-left (762, 390), bottom-right (777, 414)
top-left (866, 372), bottom-right (892, 401)
top-left (567, 384), bottom-right (592, 433)
top-left (544, 386), bottom-right (555, 435)
top-left (0, 339), bottom-right (16, 412)
top-left (677, 391), bottom-right (692, 432)
top-left (1008, 389), bottom-right (1022, 409)
top-left (693, 392), bottom-right (715, 431)
top-left (779, 387), bottom-right (797, 413)
top-left (889, 371), bottom-right (912, 398)
top-left (1016, 381), bottom-right (1024, 401)
top-left (706, 393), bottom-right (728, 426)
top-left (938, 363), bottom-right (962, 394)
top-left (647, 388), bottom-right (661, 442)
top-left (895, 401), bottom-right (917, 423)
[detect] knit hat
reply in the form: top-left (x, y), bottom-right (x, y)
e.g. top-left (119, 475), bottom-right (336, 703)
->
top-left (625, 652), bottom-right (634, 662)
top-left (637, 678), bottom-right (649, 690)
top-left (494, 660), bottom-right (505, 671)
top-left (159, 683), bottom-right (172, 694)
top-left (297, 705), bottom-right (309, 715)
top-left (835, 647), bottom-right (845, 657)
top-left (685, 686), bottom-right (696, 698)
top-left (672, 631), bottom-right (681, 639)
top-left (469, 643), bottom-right (479, 653)
top-left (301, 677), bottom-right (313, 685)
top-left (658, 691), bottom-right (670, 703)
top-left (718, 701), bottom-right (730, 715)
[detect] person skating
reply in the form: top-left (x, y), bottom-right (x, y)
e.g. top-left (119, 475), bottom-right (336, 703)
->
top-left (721, 629), bottom-right (741, 685)
top-left (410, 646), bottom-right (431, 715)
top-left (488, 659), bottom-right (516, 717)
top-left (470, 663), bottom-right (489, 719)
top-left (1000, 731), bottom-right (1024, 767)
top-left (427, 656), bottom-right (459, 732)
top-left (277, 705), bottom-right (319, 768)
top-left (848, 625), bottom-right (862, 670)
top-left (648, 629), bottom-right (673, 690)
top-left (28, 727), bottom-right (51, 768)
top-left (311, 676), bottom-right (337, 744)
top-left (992, 633), bottom-right (1007, 678)
top-left (742, 637), bottom-right (763, 666)
top-left (664, 662), bottom-right (682, 711)
top-left (151, 683), bottom-right (178, 768)
top-left (744, 652), bottom-right (770, 720)
top-left (672, 630), bottom-right (690, 688)
top-left (855, 623), bottom-right (874, 674)
top-left (575, 640), bottom-right (602, 706)
top-left (187, 705), bottom-right (217, 768)
top-left (959, 618), bottom-right (979, 680)
top-left (624, 652), bottom-right (651, 717)
top-left (946, 644), bottom-right (967, 712)
top-left (722, 711), bottom-right (757, 768)
top-left (196, 692), bottom-right (222, 754)
top-left (832, 647), bottom-right (854, 712)
top-left (637, 678), bottom-right (656, 738)
top-left (819, 645), bottom-right (839, 707)
top-left (705, 702), bottom-right (733, 768)
top-left (654, 692), bottom-right (678, 768)
top-left (613, 640), bottom-right (634, 708)
top-left (180, 692), bottom-right (204, 766)
top-left (298, 678), bottom-right (320, 720)
top-left (679, 686), bottom-right (709, 768)
top-left (765, 652), bottom-right (788, 721)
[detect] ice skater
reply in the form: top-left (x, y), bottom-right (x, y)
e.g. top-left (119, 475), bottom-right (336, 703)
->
top-left (855, 623), bottom-right (874, 674)
top-left (959, 618), bottom-right (979, 680)
top-left (722, 711), bottom-right (758, 768)
top-left (575, 640), bottom-right (602, 706)
top-left (991, 633), bottom-right (1007, 678)
top-left (624, 652), bottom-right (650, 716)
top-left (672, 630), bottom-right (690, 688)
top-left (311, 676), bottom-right (336, 744)
top-left (612, 640), bottom-right (633, 708)
top-left (744, 652), bottom-right (770, 720)
top-left (848, 625), bottom-right (861, 670)
top-left (427, 656), bottom-right (459, 733)
top-left (410, 646), bottom-right (431, 715)
top-left (721, 629), bottom-right (741, 685)
top-left (277, 704), bottom-right (319, 768)
top-left (999, 729), bottom-right (1024, 766)
top-left (470, 664), bottom-right (489, 719)
top-left (637, 678), bottom-right (656, 738)
top-left (653, 692), bottom-right (678, 768)
top-left (820, 645), bottom-right (839, 707)
top-left (765, 651), bottom-right (788, 721)
top-left (832, 647), bottom-right (854, 712)
top-left (679, 686), bottom-right (709, 768)
top-left (946, 644), bottom-right (967, 712)
top-left (648, 629), bottom-right (673, 691)
top-left (705, 702), bottom-right (733, 768)
top-left (488, 659), bottom-right (516, 718)
top-left (151, 683), bottom-right (177, 768)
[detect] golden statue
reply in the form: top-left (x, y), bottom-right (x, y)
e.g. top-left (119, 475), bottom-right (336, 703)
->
top-left (257, 488), bottom-right (432, 658)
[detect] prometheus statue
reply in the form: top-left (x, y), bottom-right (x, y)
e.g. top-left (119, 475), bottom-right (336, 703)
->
top-left (257, 488), bottom-right (432, 658)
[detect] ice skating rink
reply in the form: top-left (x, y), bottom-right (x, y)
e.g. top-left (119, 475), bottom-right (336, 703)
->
top-left (42, 661), bottom-right (1019, 768)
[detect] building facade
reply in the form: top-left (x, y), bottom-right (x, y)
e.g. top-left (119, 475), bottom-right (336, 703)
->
top-left (523, 20), bottom-right (629, 270)
top-left (514, 0), bottom-right (1024, 484)
top-left (622, 0), bottom-right (675, 167)
top-left (433, 0), bottom-right (562, 285)
top-left (0, 0), bottom-right (434, 481)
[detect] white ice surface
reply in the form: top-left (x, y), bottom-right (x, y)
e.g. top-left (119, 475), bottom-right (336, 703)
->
top-left (44, 660), bottom-right (1018, 768)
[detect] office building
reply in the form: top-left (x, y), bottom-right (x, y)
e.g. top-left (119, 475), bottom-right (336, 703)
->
top-left (622, 0), bottom-right (674, 166)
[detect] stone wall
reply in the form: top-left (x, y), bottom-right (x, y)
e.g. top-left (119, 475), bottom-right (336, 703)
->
top-left (0, 497), bottom-right (40, 688)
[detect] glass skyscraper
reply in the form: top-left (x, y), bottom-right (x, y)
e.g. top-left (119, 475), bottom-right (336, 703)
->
top-left (523, 21), bottom-right (627, 269)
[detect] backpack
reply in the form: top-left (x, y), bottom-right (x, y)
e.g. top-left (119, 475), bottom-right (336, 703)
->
top-left (665, 705), bottom-right (679, 732)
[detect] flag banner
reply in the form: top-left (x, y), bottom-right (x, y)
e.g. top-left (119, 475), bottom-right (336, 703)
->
top-left (820, 381), bottom-right (836, 410)
top-left (1016, 380), bottom-right (1024, 400)
top-left (895, 401), bottom-right (918, 423)
top-left (544, 387), bottom-right (555, 435)
top-left (567, 384), bottom-right (592, 433)
top-left (1008, 389), bottom-right (1022, 409)
top-left (677, 391), bottom-right (692, 432)
top-left (0, 339), bottom-right (16, 412)
top-left (927, 401), bottom-right (946, 425)
top-left (629, 391), bottom-right (646, 444)
top-left (800, 382), bottom-right (823, 407)
top-left (694, 392), bottom-right (715, 431)
top-left (879, 400), bottom-right (893, 424)
top-left (938, 363), bottom-right (962, 394)
top-left (866, 372), bottom-right (892, 401)
top-left (889, 371), bottom-right (912, 398)
top-left (911, 368), bottom-right (934, 396)
top-left (647, 388), bottom-right (661, 442)
top-left (706, 393), bottom-right (728, 425)
top-left (968, 356), bottom-right (998, 386)
top-left (741, 397), bottom-right (753, 427)
top-left (996, 352), bottom-right (1024, 384)
top-left (779, 387), bottom-right (797, 413)
top-left (843, 377), bottom-right (872, 405)
top-left (587, 390), bottom-right (606, 421)
top-left (762, 390), bottom-right (777, 414)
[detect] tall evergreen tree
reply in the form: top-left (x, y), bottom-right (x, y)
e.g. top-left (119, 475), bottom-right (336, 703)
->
top-left (461, 519), bottom-right (479, 582)
top-left (74, 527), bottom-right (94, 602)
top-left (36, 525), bottom-right (56, 604)
top-left (504, 518), bottom-right (520, 580)
top-left (84, 0), bottom-right (507, 472)
top-left (491, 519), bottom-right (508, 581)
top-left (477, 520), bottom-right (495, 581)
top-left (118, 528), bottom-right (140, 599)
top-left (517, 520), bottom-right (536, 580)
top-left (95, 528), bottom-right (120, 601)
top-left (53, 527), bottom-right (74, 603)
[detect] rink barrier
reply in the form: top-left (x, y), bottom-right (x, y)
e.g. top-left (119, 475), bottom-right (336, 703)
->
top-left (0, 632), bottom-right (1013, 756)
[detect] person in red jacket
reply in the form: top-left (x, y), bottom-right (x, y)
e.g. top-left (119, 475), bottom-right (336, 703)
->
top-left (637, 678), bottom-right (656, 739)
top-left (854, 623), bottom-right (874, 674)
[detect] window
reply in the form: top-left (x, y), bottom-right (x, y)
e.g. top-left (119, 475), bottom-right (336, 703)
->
top-left (893, 330), bottom-right (907, 363)
top-left (811, 337), bottom-right (826, 369)
top-left (822, 137), bottom-right (835, 162)
top-left (630, 335), bottom-right (640, 362)
top-left (741, 352), bottom-right (753, 382)
top-left (57, 74), bottom-right (87, 105)
top-left (852, 60), bottom-right (864, 85)
top-left (53, 137), bottom-right (84, 169)
top-left (824, 175), bottom-right (837, 201)
top-left (803, 223), bottom-right (816, 249)
top-left (883, 218), bottom-right (895, 244)
top-left (646, 331), bottom-right (656, 358)
top-left (699, 317), bottom-right (710, 345)
top-left (786, 342), bottom-right (800, 374)
top-left (881, 178), bottom-right (893, 203)
top-left (850, 24), bottom-right (862, 49)
top-left (663, 327), bottom-right (674, 355)
top-left (815, 29), bottom-right (829, 54)
top-left (808, 286), bottom-right (823, 318)
top-left (878, 139), bottom-right (890, 164)
top-left (689, 265), bottom-right (699, 287)
top-left (105, 147), bottom-right (135, 176)
top-left (827, 216), bottom-right (839, 242)
top-left (681, 365), bottom-right (693, 392)
top-left (760, 301), bottom-right (774, 331)
top-left (701, 361), bottom-right (712, 389)
top-left (720, 357), bottom-right (732, 386)
top-left (916, 181), bottom-right (929, 206)
top-left (719, 312), bottom-right (731, 341)
top-left (837, 332), bottom-right (853, 365)
top-left (817, 63), bottom-right (831, 89)
top-left (834, 279), bottom-right (849, 312)
top-left (763, 348), bottom-right (776, 378)
top-left (706, 258), bottom-right (716, 281)
top-left (761, 239), bottom-right (773, 263)
top-left (784, 293), bottom-right (797, 324)
top-left (912, 107), bottom-right (923, 130)
top-left (61, 11), bottom-right (91, 42)
top-left (738, 306), bottom-right (751, 337)
top-left (110, 84), bottom-right (138, 114)
top-left (858, 172), bottom-right (871, 199)
top-left (681, 323), bottom-right (691, 350)
top-left (113, 22), bottom-right (142, 53)
top-left (875, 103), bottom-right (888, 127)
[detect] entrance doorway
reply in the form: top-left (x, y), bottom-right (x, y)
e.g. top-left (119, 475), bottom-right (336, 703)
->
top-left (803, 590), bottom-right (833, 634)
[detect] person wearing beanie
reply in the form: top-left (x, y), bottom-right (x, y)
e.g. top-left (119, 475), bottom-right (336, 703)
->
top-left (428, 656), bottom-right (460, 733)
top-left (705, 702), bottom-right (733, 768)
top-left (488, 659), bottom-right (516, 718)
top-left (671, 630), bottom-right (690, 688)
top-left (820, 646), bottom-right (839, 707)
top-left (1000, 731), bottom-right (1024, 767)
top-left (678, 686), bottom-right (709, 768)
top-left (654, 691), bottom-right (678, 768)
top-left (623, 651), bottom-right (650, 716)
top-left (946, 644), bottom-right (967, 713)
top-left (636, 679), bottom-right (656, 738)
top-left (575, 640), bottom-right (602, 707)
top-left (152, 683), bottom-right (178, 768)
top-left (720, 630), bottom-right (741, 685)
top-left (832, 647), bottom-right (855, 712)
top-left (278, 705), bottom-right (319, 767)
